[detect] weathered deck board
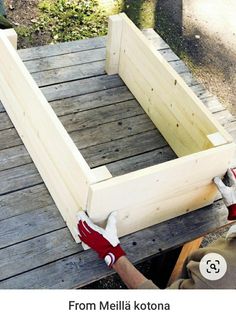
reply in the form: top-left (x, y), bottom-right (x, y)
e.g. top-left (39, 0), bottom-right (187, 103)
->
top-left (0, 184), bottom-right (53, 221)
top-left (24, 47), bottom-right (106, 73)
top-left (0, 199), bottom-right (228, 289)
top-left (0, 30), bottom-right (235, 289)
top-left (33, 61), bottom-right (106, 87)
top-left (0, 130), bottom-right (169, 174)
top-left (41, 74), bottom-right (124, 101)
top-left (18, 36), bottom-right (106, 61)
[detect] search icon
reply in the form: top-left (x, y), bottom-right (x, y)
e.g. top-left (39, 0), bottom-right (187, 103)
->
top-left (199, 253), bottom-right (227, 280)
top-left (210, 263), bottom-right (217, 271)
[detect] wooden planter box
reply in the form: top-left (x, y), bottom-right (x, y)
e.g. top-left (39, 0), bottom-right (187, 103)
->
top-left (0, 14), bottom-right (235, 244)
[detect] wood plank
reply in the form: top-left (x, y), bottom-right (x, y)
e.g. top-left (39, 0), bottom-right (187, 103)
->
top-left (1, 107), bottom-right (230, 174)
top-left (0, 110), bottom-right (153, 151)
top-left (0, 205), bottom-right (65, 249)
top-left (0, 200), bottom-right (228, 288)
top-left (118, 14), bottom-right (233, 156)
top-left (0, 32), bottom-right (97, 242)
top-left (0, 111), bottom-right (13, 130)
top-left (0, 128), bottom-right (22, 150)
top-left (1, 86), bottom-right (218, 136)
top-left (71, 114), bottom-right (155, 149)
top-left (58, 100), bottom-right (144, 133)
top-left (158, 48), bottom-right (179, 62)
top-left (0, 184), bottom-right (53, 221)
top-left (87, 143), bottom-right (235, 237)
top-left (18, 36), bottom-right (106, 61)
top-left (168, 237), bottom-right (203, 285)
top-left (82, 130), bottom-right (169, 168)
top-left (0, 228), bottom-right (80, 281)
top-left (119, 52), bottom-right (209, 155)
top-left (107, 146), bottom-right (176, 176)
top-left (32, 60), bottom-right (106, 87)
top-left (0, 145), bottom-right (30, 171)
top-left (0, 164), bottom-right (41, 195)
top-left (2, 29), bottom-right (17, 49)
top-left (0, 129), bottom-right (169, 173)
top-left (50, 86), bottom-right (134, 116)
top-left (169, 59), bottom-right (189, 74)
top-left (105, 15), bottom-right (123, 75)
top-left (41, 74), bottom-right (124, 102)
top-left (142, 28), bottom-right (169, 49)
top-left (24, 47), bottom-right (106, 73)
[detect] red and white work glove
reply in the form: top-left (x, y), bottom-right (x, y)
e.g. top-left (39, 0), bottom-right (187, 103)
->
top-left (77, 211), bottom-right (126, 267)
top-left (214, 169), bottom-right (236, 221)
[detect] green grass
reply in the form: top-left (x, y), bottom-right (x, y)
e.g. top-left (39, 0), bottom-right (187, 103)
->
top-left (17, 0), bottom-right (108, 46)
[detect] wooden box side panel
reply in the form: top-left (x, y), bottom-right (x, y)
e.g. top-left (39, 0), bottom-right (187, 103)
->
top-left (0, 31), bottom-right (96, 241)
top-left (87, 143), bottom-right (236, 237)
top-left (107, 14), bottom-right (233, 157)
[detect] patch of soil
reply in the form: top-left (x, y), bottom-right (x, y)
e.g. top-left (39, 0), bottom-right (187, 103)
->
top-left (4, 0), bottom-right (39, 26)
top-left (4, 0), bottom-right (51, 47)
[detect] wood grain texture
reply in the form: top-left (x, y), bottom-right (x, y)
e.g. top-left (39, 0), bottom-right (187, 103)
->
top-left (0, 32), bottom-right (97, 242)
top-left (88, 143), bottom-right (236, 237)
top-left (117, 14), bottom-right (233, 156)
top-left (105, 15), bottom-right (123, 75)
top-left (41, 74), bottom-right (124, 102)
top-left (0, 184), bottom-right (53, 221)
top-left (18, 36), bottom-right (106, 61)
top-left (168, 237), bottom-right (203, 285)
top-left (24, 47), bottom-right (106, 73)
top-left (0, 200), bottom-right (229, 288)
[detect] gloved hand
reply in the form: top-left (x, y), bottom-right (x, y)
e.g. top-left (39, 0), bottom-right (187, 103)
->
top-left (77, 211), bottom-right (126, 267)
top-left (214, 169), bottom-right (236, 220)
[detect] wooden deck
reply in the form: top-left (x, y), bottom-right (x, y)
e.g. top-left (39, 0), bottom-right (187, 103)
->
top-left (0, 30), bottom-right (235, 288)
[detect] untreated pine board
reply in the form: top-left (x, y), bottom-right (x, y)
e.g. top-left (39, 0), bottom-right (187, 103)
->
top-left (0, 200), bottom-right (228, 289)
top-left (1, 29), bottom-right (17, 49)
top-left (0, 184), bottom-right (53, 221)
top-left (88, 143), bottom-right (235, 237)
top-left (41, 74), bottom-right (124, 102)
top-left (118, 15), bottom-right (232, 156)
top-left (119, 51), bottom-right (209, 155)
top-left (24, 47), bottom-right (106, 73)
top-left (0, 32), bottom-right (97, 242)
top-left (105, 15), bottom-right (125, 75)
top-left (18, 36), bottom-right (106, 61)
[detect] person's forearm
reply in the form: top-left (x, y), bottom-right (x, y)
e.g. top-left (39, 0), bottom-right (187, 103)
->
top-left (112, 256), bottom-right (147, 289)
